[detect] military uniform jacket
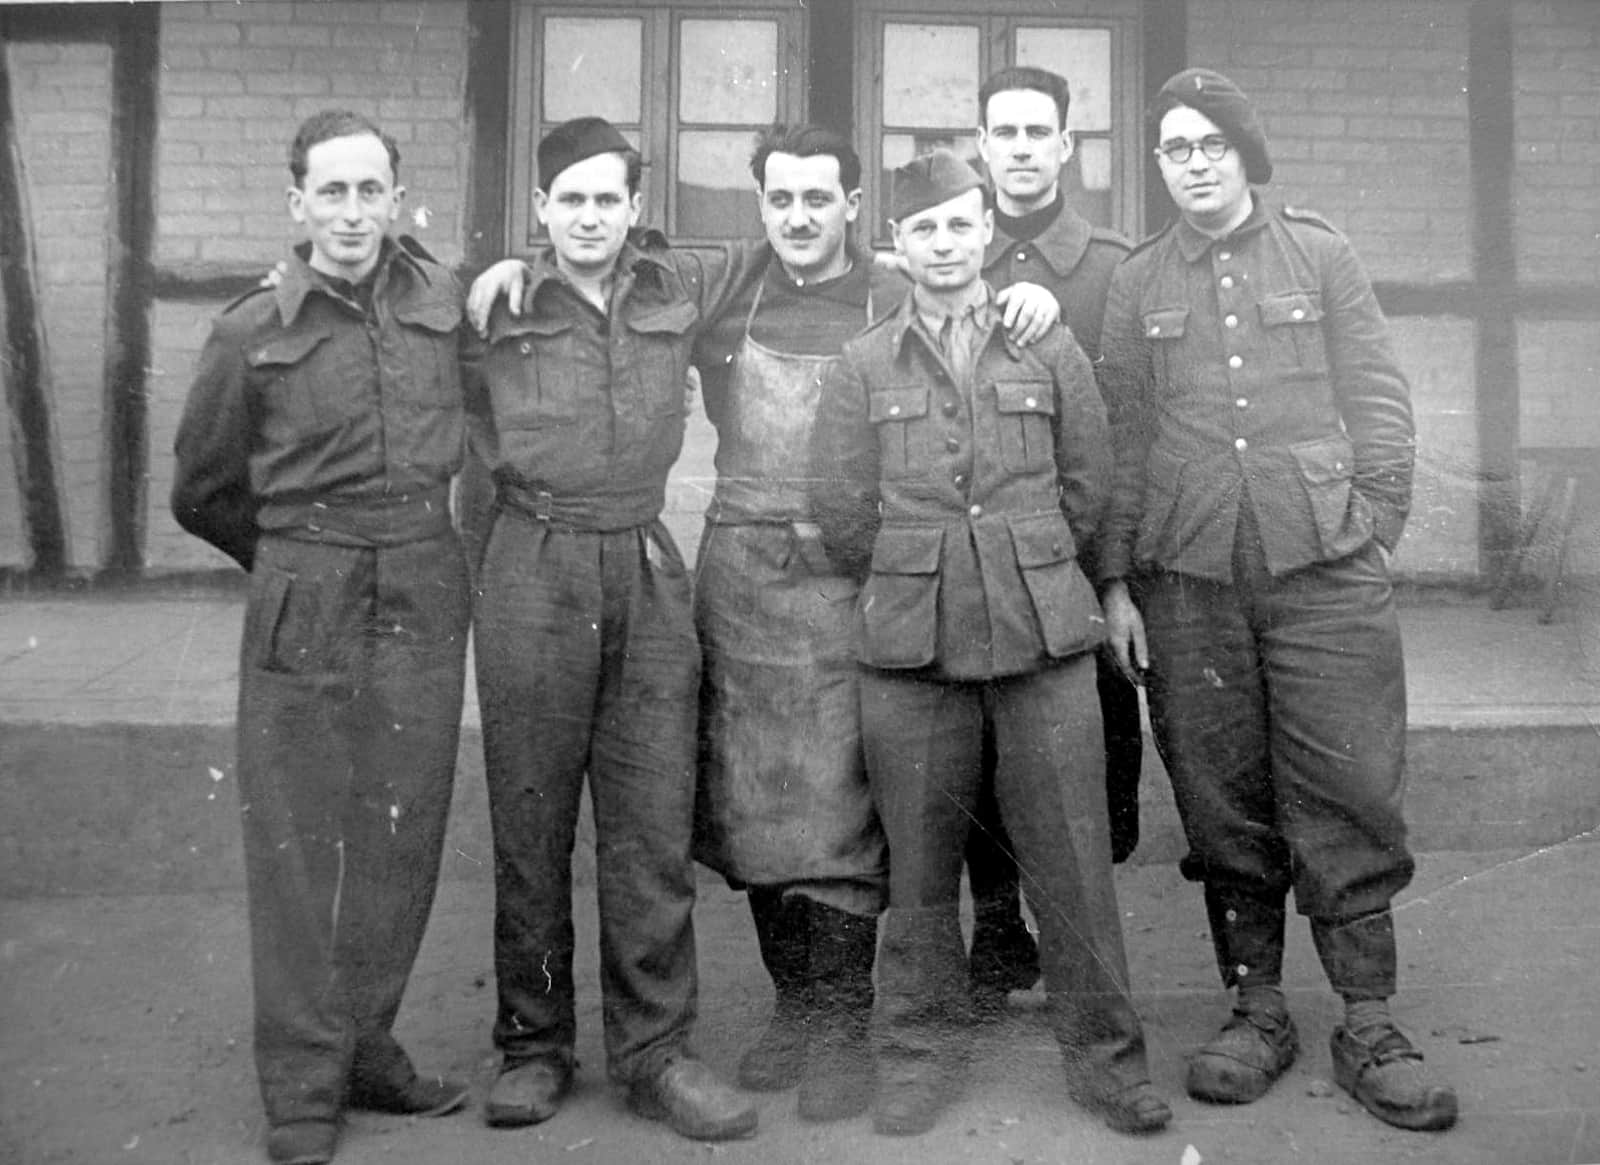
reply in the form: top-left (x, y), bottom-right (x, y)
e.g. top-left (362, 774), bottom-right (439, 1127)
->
top-left (1096, 197), bottom-right (1415, 584)
top-left (463, 235), bottom-right (764, 531)
top-left (809, 284), bottom-right (1110, 681)
top-left (172, 237), bottom-right (465, 570)
top-left (984, 200), bottom-right (1130, 364)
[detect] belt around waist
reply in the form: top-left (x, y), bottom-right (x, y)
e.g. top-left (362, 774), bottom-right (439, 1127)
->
top-left (258, 485), bottom-right (454, 547)
top-left (495, 480), bottom-right (663, 532)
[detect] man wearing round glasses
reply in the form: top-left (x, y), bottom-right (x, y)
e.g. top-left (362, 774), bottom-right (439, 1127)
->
top-left (1096, 69), bottom-right (1458, 1133)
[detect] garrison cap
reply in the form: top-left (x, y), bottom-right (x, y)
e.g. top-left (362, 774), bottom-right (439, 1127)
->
top-left (537, 116), bottom-right (632, 188)
top-left (1156, 67), bottom-right (1273, 184)
top-left (888, 148), bottom-right (985, 221)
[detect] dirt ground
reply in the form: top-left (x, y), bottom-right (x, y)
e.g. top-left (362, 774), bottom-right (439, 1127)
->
top-left (5, 842), bottom-right (1599, 1165)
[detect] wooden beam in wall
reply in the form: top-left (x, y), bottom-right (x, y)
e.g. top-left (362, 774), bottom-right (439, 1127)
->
top-left (1468, 0), bottom-right (1519, 580)
top-left (0, 38), bottom-right (67, 576)
top-left (101, 4), bottom-right (160, 576)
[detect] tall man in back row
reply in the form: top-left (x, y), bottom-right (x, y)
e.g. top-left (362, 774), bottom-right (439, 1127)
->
top-left (1097, 68), bottom-right (1458, 1131)
top-left (173, 110), bottom-right (470, 1165)
top-left (960, 65), bottom-right (1148, 1009)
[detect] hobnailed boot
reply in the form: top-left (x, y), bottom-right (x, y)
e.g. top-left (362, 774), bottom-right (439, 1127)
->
top-left (798, 901), bottom-right (878, 1122)
top-left (1314, 911), bottom-right (1459, 1131)
top-left (738, 888), bottom-right (810, 1091)
top-left (1186, 889), bottom-right (1298, 1104)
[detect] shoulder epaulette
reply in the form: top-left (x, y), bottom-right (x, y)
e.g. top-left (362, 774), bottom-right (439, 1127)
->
top-left (1125, 220), bottom-right (1176, 258)
top-left (1089, 227), bottom-right (1133, 253)
top-left (397, 234), bottom-right (439, 264)
top-left (220, 281), bottom-right (274, 315)
top-left (1281, 205), bottom-right (1342, 235)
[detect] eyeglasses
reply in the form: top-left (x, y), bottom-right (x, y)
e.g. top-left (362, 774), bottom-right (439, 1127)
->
top-left (1155, 135), bottom-right (1232, 165)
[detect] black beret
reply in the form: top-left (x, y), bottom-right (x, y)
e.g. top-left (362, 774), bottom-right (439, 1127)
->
top-left (537, 116), bottom-right (632, 189)
top-left (1155, 68), bottom-right (1272, 185)
top-left (888, 148), bottom-right (985, 222)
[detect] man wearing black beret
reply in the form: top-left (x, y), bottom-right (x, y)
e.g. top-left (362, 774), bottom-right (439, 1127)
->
top-left (1097, 67), bottom-right (1458, 1131)
top-left (809, 148), bottom-right (1170, 1139)
top-left (462, 116), bottom-right (763, 1143)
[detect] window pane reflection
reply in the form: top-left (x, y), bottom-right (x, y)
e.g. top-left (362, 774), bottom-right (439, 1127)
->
top-left (680, 20), bottom-right (778, 123)
top-left (883, 23), bottom-right (979, 128)
top-left (544, 17), bottom-right (642, 123)
top-left (1015, 27), bottom-right (1111, 132)
top-left (1060, 139), bottom-right (1112, 227)
top-left (677, 130), bottom-right (762, 238)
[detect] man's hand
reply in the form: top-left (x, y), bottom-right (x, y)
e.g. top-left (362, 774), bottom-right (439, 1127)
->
top-left (995, 281), bottom-right (1060, 347)
top-left (1101, 579), bottom-right (1149, 686)
top-left (466, 259), bottom-right (528, 337)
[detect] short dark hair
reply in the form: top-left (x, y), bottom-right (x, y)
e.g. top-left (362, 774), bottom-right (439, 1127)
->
top-left (978, 66), bottom-right (1072, 130)
top-left (749, 124), bottom-right (862, 193)
top-left (289, 109), bottom-right (400, 187)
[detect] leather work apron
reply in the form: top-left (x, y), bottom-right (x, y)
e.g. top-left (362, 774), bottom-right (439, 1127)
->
top-left (692, 280), bottom-right (886, 905)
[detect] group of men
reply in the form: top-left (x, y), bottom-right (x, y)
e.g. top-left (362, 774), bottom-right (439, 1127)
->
top-left (171, 63), bottom-right (1458, 1165)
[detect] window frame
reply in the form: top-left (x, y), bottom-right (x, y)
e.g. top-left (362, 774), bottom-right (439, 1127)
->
top-left (855, 0), bottom-right (1144, 246)
top-left (509, 0), bottom-right (807, 251)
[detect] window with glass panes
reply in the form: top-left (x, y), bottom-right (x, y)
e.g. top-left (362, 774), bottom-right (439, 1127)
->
top-left (509, 2), bottom-right (806, 249)
top-left (855, 2), bottom-right (1142, 244)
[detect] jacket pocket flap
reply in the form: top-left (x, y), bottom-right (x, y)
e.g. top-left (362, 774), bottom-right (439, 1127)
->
top-left (628, 299), bottom-right (700, 336)
top-left (993, 380), bottom-right (1056, 416)
top-left (247, 331), bottom-right (331, 369)
top-left (394, 297), bottom-right (463, 334)
top-left (1008, 511), bottom-right (1076, 568)
top-left (1290, 433), bottom-right (1356, 484)
top-left (1259, 291), bottom-right (1324, 327)
top-left (870, 525), bottom-right (944, 574)
top-left (867, 386), bottom-right (929, 423)
top-left (1141, 307), bottom-right (1189, 339)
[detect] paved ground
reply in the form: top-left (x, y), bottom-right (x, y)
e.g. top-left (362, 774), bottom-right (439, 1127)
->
top-left (1, 575), bottom-right (1597, 1164)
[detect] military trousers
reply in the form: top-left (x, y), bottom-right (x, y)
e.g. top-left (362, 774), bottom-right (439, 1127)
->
top-left (236, 531), bottom-right (469, 1126)
top-left (860, 656), bottom-right (1151, 1095)
top-left (475, 513), bottom-right (702, 1084)
top-left (1138, 535), bottom-right (1414, 924)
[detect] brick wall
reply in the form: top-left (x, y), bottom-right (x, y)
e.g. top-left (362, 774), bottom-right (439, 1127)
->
top-left (154, 0), bottom-right (471, 270)
top-left (1512, 0), bottom-right (1600, 286)
top-left (144, 0), bottom-right (474, 569)
top-left (3, 40), bottom-right (115, 572)
top-left (1186, 0), bottom-right (1471, 283)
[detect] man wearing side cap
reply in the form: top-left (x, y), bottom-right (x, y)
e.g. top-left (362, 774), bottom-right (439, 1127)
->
top-left (1097, 68), bottom-right (1458, 1131)
top-left (462, 117), bottom-right (765, 1142)
top-left (809, 149), bottom-right (1170, 1138)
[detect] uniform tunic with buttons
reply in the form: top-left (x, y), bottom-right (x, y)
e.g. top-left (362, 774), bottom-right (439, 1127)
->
top-left (1096, 197), bottom-right (1417, 935)
top-left (810, 284), bottom-right (1108, 680)
top-left (172, 237), bottom-right (470, 1126)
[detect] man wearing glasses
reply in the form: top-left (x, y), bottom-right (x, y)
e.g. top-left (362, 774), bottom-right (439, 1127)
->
top-left (1096, 69), bottom-right (1458, 1132)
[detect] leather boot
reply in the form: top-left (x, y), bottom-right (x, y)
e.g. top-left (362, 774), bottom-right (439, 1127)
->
top-left (738, 888), bottom-right (809, 1090)
top-left (1314, 911), bottom-right (1458, 1131)
top-left (1187, 889), bottom-right (1298, 1104)
top-left (798, 901), bottom-right (877, 1122)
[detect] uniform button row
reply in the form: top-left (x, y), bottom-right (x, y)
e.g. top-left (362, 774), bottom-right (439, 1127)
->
top-left (941, 401), bottom-right (959, 417)
top-left (953, 472), bottom-right (968, 487)
top-left (945, 437), bottom-right (960, 453)
top-left (1220, 275), bottom-right (1235, 290)
top-left (1228, 355), bottom-right (1243, 369)
top-left (969, 504), bottom-right (983, 518)
top-left (1224, 314), bottom-right (1239, 329)
top-left (1235, 437), bottom-right (1248, 452)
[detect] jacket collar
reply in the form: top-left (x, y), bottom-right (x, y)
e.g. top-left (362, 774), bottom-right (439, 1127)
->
top-left (520, 236), bottom-right (671, 308)
top-left (887, 278), bottom-right (1023, 364)
top-left (274, 235), bottom-right (428, 326)
top-left (986, 197), bottom-right (1092, 275)
top-left (1172, 191), bottom-right (1272, 263)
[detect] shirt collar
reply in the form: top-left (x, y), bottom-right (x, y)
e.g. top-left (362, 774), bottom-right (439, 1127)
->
top-left (986, 196), bottom-right (1092, 274)
top-left (274, 235), bottom-right (426, 326)
top-left (890, 279), bottom-right (1006, 359)
top-left (1173, 191), bottom-right (1271, 263)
